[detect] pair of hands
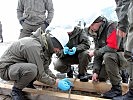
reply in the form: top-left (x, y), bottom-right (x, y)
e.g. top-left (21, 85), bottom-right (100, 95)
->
top-left (63, 46), bottom-right (77, 55)
top-left (64, 46), bottom-right (95, 57)
top-left (56, 78), bottom-right (73, 91)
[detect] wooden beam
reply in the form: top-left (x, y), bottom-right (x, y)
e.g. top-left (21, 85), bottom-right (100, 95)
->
top-left (0, 83), bottom-right (110, 100)
top-left (34, 79), bottom-right (129, 94)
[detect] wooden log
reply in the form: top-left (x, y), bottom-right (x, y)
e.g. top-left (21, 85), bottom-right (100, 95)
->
top-left (34, 79), bottom-right (129, 95)
top-left (0, 83), bottom-right (110, 100)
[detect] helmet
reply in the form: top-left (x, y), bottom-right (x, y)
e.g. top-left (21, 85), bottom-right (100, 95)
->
top-left (50, 28), bottom-right (69, 48)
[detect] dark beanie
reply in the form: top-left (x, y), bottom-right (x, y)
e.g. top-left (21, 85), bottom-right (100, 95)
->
top-left (93, 16), bottom-right (104, 23)
top-left (51, 37), bottom-right (63, 49)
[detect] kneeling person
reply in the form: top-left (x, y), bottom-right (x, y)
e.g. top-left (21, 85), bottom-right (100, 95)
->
top-left (53, 26), bottom-right (91, 82)
top-left (0, 28), bottom-right (73, 100)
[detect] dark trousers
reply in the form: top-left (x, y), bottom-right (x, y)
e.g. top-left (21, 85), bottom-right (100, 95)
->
top-left (101, 53), bottom-right (122, 85)
top-left (54, 50), bottom-right (91, 74)
top-left (19, 23), bottom-right (47, 39)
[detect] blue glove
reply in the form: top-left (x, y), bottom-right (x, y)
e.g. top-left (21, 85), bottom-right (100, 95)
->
top-left (68, 47), bottom-right (77, 55)
top-left (62, 78), bottom-right (73, 87)
top-left (58, 78), bottom-right (72, 91)
top-left (63, 46), bottom-right (69, 55)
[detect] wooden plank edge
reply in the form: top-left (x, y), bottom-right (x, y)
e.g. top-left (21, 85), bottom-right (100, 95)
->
top-left (34, 79), bottom-right (129, 94)
top-left (0, 83), bottom-right (110, 100)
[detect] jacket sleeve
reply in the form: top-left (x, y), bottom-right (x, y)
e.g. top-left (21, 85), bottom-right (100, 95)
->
top-left (76, 30), bottom-right (91, 53)
top-left (45, 0), bottom-right (54, 24)
top-left (17, 0), bottom-right (24, 22)
top-left (22, 45), bottom-right (56, 86)
top-left (94, 24), bottom-right (118, 56)
top-left (93, 56), bottom-right (103, 74)
top-left (115, 0), bottom-right (130, 33)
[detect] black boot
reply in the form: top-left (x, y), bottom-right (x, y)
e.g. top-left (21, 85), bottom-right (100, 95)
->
top-left (113, 89), bottom-right (133, 100)
top-left (11, 86), bottom-right (29, 100)
top-left (77, 73), bottom-right (89, 82)
top-left (67, 67), bottom-right (74, 78)
top-left (101, 85), bottom-right (122, 99)
top-left (120, 69), bottom-right (129, 83)
top-left (26, 80), bottom-right (36, 89)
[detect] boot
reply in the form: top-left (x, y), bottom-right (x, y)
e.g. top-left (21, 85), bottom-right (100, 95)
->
top-left (26, 80), bottom-right (36, 89)
top-left (121, 69), bottom-right (129, 83)
top-left (113, 89), bottom-right (133, 100)
top-left (67, 67), bottom-right (74, 78)
top-left (77, 73), bottom-right (89, 82)
top-left (11, 86), bottom-right (29, 100)
top-left (101, 85), bottom-right (122, 99)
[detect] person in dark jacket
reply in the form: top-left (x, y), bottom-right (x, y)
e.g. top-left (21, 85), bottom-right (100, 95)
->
top-left (0, 28), bottom-right (72, 100)
top-left (53, 26), bottom-right (91, 82)
top-left (84, 16), bottom-right (128, 99)
top-left (17, 0), bottom-right (54, 39)
top-left (0, 21), bottom-right (3, 43)
top-left (113, 0), bottom-right (133, 100)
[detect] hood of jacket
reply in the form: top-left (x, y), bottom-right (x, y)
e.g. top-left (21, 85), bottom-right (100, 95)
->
top-left (31, 27), bottom-right (54, 54)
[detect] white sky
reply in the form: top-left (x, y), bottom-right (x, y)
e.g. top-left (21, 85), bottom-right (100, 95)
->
top-left (0, 0), bottom-right (116, 42)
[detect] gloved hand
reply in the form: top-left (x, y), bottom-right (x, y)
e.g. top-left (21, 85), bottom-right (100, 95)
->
top-left (62, 78), bottom-right (73, 87)
top-left (63, 46), bottom-right (69, 55)
top-left (58, 78), bottom-right (73, 91)
top-left (68, 47), bottom-right (77, 55)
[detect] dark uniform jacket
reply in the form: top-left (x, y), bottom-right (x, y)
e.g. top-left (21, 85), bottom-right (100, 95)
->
top-left (17, 0), bottom-right (54, 25)
top-left (85, 17), bottom-right (127, 74)
top-left (56, 26), bottom-right (91, 58)
top-left (0, 28), bottom-right (56, 85)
